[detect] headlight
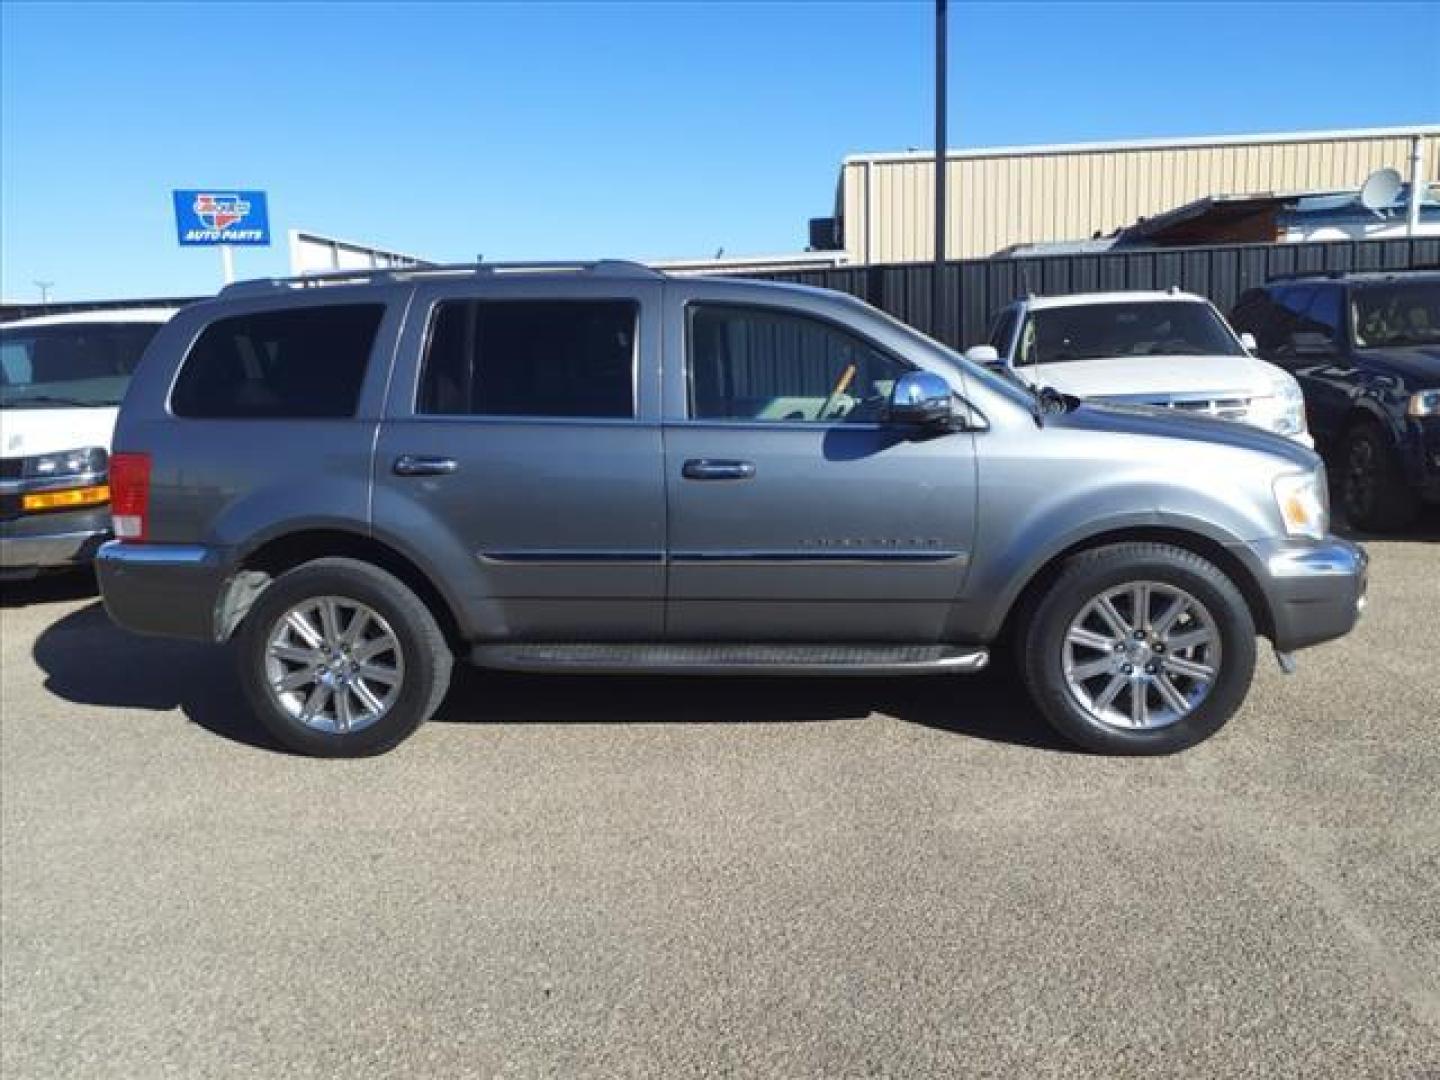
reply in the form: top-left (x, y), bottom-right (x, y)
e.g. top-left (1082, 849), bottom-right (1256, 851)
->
top-left (1260, 377), bottom-right (1309, 437)
top-left (1273, 469), bottom-right (1328, 540)
top-left (1407, 390), bottom-right (1440, 418)
top-left (23, 446), bottom-right (108, 480)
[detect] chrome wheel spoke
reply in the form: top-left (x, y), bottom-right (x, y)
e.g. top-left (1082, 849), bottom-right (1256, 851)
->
top-left (271, 643), bottom-right (320, 665)
top-left (341, 608), bottom-right (371, 647)
top-left (1154, 672), bottom-right (1191, 714)
top-left (334, 686), bottom-right (354, 733)
top-left (1093, 672), bottom-right (1127, 711)
top-left (350, 679), bottom-right (385, 716)
top-left (1131, 583), bottom-right (1151, 633)
top-left (300, 681), bottom-right (332, 721)
top-left (285, 611), bottom-right (324, 649)
top-left (1095, 595), bottom-right (1132, 639)
top-left (1071, 655), bottom-right (1116, 681)
top-left (1166, 627), bottom-right (1213, 653)
top-left (352, 636), bottom-right (395, 663)
top-left (1163, 654), bottom-right (1215, 682)
top-left (317, 599), bottom-right (343, 648)
top-left (1130, 681), bottom-right (1149, 727)
top-left (358, 662), bottom-right (400, 686)
top-left (1152, 596), bottom-right (1187, 636)
top-left (1067, 626), bottom-right (1115, 652)
top-left (274, 666), bottom-right (319, 693)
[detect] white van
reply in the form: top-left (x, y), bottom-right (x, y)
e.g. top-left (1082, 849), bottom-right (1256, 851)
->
top-left (968, 290), bottom-right (1312, 446)
top-left (1, 308), bottom-right (176, 577)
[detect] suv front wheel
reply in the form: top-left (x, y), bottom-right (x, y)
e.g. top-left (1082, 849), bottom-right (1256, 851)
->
top-left (236, 558), bottom-right (453, 756)
top-left (1021, 543), bottom-right (1256, 754)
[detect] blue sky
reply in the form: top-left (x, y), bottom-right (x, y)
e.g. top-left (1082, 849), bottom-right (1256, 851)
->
top-left (3, 1), bottom-right (1437, 301)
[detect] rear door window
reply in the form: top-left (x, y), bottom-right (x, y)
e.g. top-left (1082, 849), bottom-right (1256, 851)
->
top-left (417, 300), bottom-right (636, 419)
top-left (171, 304), bottom-right (384, 418)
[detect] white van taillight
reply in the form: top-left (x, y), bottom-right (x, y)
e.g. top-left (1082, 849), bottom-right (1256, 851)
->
top-left (109, 452), bottom-right (151, 542)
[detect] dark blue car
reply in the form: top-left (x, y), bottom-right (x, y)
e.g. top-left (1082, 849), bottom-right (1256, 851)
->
top-left (1232, 271), bottom-right (1440, 531)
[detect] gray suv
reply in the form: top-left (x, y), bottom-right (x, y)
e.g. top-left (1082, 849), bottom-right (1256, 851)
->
top-left (97, 262), bottom-right (1367, 757)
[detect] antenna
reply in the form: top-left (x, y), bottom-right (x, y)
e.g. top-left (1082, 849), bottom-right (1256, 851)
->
top-left (1359, 168), bottom-right (1403, 217)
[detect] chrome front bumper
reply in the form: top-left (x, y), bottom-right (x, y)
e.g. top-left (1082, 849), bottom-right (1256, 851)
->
top-left (1256, 536), bottom-right (1368, 652)
top-left (0, 508), bottom-right (111, 575)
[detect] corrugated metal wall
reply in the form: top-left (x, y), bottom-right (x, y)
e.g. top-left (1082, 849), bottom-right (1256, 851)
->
top-left (842, 130), bottom-right (1440, 262)
top-left (746, 237), bottom-right (1440, 350)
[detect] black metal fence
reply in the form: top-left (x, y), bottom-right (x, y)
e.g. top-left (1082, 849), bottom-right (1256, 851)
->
top-left (744, 237), bottom-right (1440, 349)
top-left (4, 237), bottom-right (1437, 338)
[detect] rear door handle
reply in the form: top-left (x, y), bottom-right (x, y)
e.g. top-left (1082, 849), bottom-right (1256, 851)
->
top-left (393, 454), bottom-right (459, 477)
top-left (682, 459), bottom-right (756, 481)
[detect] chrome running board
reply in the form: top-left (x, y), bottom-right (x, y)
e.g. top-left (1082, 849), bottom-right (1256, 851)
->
top-left (470, 642), bottom-right (989, 676)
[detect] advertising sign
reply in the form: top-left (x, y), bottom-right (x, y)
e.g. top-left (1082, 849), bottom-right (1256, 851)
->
top-left (173, 189), bottom-right (271, 246)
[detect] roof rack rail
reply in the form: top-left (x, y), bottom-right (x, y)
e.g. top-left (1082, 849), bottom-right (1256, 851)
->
top-left (1265, 270), bottom-right (1346, 283)
top-left (219, 259), bottom-right (664, 297)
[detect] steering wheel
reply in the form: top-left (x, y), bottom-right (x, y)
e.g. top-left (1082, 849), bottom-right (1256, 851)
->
top-left (818, 362), bottom-right (858, 421)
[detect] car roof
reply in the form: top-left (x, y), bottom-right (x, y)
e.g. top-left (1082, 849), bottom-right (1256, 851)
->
top-left (1262, 271), bottom-right (1440, 288)
top-left (2, 308), bottom-right (179, 329)
top-left (1020, 290), bottom-right (1208, 311)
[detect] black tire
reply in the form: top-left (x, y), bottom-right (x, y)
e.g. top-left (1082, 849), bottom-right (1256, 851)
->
top-left (1021, 543), bottom-right (1256, 755)
top-left (236, 557), bottom-right (453, 757)
top-left (1338, 420), bottom-right (1418, 533)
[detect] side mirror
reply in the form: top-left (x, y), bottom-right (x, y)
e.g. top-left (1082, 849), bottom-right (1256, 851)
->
top-left (1289, 330), bottom-right (1332, 356)
top-left (964, 344), bottom-right (1006, 371)
top-left (1239, 332), bottom-right (1258, 352)
top-left (889, 371), bottom-right (956, 427)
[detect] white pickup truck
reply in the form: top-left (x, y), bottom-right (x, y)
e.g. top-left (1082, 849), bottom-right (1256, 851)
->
top-left (967, 290), bottom-right (1312, 446)
top-left (1, 308), bottom-right (176, 578)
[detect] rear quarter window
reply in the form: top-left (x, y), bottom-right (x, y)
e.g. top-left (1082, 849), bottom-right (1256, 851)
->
top-left (170, 304), bottom-right (384, 419)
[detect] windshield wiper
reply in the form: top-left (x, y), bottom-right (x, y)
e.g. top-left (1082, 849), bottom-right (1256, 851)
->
top-left (1, 394), bottom-right (113, 408)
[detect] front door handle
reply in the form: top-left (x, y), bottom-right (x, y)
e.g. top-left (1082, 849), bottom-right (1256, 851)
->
top-left (682, 459), bottom-right (756, 481)
top-left (393, 454), bottom-right (459, 477)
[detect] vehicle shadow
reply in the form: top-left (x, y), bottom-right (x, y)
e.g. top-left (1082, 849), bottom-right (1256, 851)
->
top-left (31, 603), bottom-right (1070, 754)
top-left (0, 569), bottom-right (98, 608)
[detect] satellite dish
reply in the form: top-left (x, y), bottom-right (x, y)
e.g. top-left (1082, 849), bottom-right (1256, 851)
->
top-left (1359, 167), bottom-right (1403, 215)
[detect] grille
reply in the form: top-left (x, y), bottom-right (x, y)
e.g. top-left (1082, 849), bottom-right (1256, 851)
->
top-left (1159, 397), bottom-right (1252, 423)
top-left (0, 458), bottom-right (22, 481)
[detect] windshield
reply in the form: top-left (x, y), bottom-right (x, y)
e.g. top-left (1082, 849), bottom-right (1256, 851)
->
top-left (0, 322), bottom-right (162, 409)
top-left (1351, 282), bottom-right (1440, 348)
top-left (1017, 300), bottom-right (1245, 366)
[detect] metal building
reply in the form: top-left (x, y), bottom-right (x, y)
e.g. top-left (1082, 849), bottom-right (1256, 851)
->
top-left (832, 124), bottom-right (1440, 264)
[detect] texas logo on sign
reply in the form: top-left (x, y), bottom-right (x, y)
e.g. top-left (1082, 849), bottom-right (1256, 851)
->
top-left (173, 189), bottom-right (271, 246)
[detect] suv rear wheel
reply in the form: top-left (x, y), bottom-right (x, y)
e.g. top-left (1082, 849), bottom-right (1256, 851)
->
top-left (237, 558), bottom-right (453, 756)
top-left (1021, 543), bottom-right (1256, 755)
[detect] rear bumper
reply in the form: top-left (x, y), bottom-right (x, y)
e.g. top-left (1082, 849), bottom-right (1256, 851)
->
top-left (95, 542), bottom-right (230, 640)
top-left (1251, 536), bottom-right (1368, 652)
top-left (0, 508), bottom-right (110, 576)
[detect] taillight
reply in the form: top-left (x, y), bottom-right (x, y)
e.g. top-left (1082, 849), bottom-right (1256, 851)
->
top-left (109, 452), bottom-right (151, 542)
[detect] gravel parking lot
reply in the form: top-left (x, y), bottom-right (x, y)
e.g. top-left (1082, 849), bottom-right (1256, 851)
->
top-left (2, 522), bottom-right (1438, 1079)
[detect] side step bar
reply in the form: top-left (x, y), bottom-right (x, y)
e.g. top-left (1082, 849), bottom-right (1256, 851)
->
top-left (470, 642), bottom-right (989, 676)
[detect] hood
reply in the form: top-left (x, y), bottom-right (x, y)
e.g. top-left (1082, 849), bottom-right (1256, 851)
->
top-left (1353, 345), bottom-right (1440, 386)
top-left (1022, 353), bottom-right (1289, 400)
top-left (0, 406), bottom-right (120, 459)
top-left (1054, 398), bottom-right (1318, 472)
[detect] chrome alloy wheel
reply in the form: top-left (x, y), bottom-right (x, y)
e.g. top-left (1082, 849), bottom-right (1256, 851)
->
top-left (1063, 581), bottom-right (1221, 731)
top-left (263, 596), bottom-right (405, 734)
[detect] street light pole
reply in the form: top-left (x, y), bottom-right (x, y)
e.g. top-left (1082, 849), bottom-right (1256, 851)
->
top-left (933, 0), bottom-right (948, 341)
top-left (33, 280), bottom-right (54, 306)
